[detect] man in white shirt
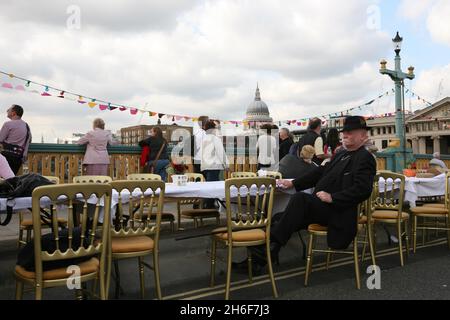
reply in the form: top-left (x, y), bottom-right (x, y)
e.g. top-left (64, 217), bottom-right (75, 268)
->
top-left (193, 116), bottom-right (209, 174)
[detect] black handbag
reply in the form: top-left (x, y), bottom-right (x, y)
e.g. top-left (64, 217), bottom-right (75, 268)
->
top-left (0, 174), bottom-right (55, 226)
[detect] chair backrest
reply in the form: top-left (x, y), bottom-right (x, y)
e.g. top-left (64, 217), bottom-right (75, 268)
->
top-left (264, 171), bottom-right (282, 179)
top-left (224, 177), bottom-right (276, 243)
top-left (231, 172), bottom-right (257, 178)
top-left (372, 171), bottom-right (405, 217)
top-left (43, 176), bottom-right (60, 184)
top-left (177, 173), bottom-right (205, 205)
top-left (110, 180), bottom-right (165, 241)
top-left (30, 183), bottom-right (112, 282)
top-left (73, 175), bottom-right (112, 184)
top-left (185, 173), bottom-right (205, 182)
top-left (127, 173), bottom-right (162, 181)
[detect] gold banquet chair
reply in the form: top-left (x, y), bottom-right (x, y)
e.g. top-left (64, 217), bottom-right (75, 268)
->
top-left (14, 183), bottom-right (112, 300)
top-left (304, 200), bottom-right (369, 289)
top-left (369, 171), bottom-right (410, 267)
top-left (265, 171), bottom-right (282, 179)
top-left (176, 173), bottom-right (220, 230)
top-left (127, 173), bottom-right (162, 181)
top-left (411, 172), bottom-right (450, 252)
top-left (231, 172), bottom-right (257, 178)
top-left (209, 177), bottom-right (278, 300)
top-left (127, 173), bottom-right (175, 232)
top-left (73, 175), bottom-right (112, 184)
top-left (108, 180), bottom-right (165, 299)
top-left (18, 176), bottom-right (67, 248)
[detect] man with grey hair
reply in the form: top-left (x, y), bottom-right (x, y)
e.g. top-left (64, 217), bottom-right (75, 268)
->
top-left (430, 152), bottom-right (447, 170)
top-left (279, 128), bottom-right (293, 161)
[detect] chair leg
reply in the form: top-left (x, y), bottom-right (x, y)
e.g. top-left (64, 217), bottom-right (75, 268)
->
top-left (404, 220), bottom-right (410, 258)
top-left (422, 217), bottom-right (426, 246)
top-left (397, 222), bottom-right (404, 267)
top-left (353, 239), bottom-right (361, 289)
top-left (266, 241), bottom-right (278, 298)
top-left (26, 229), bottom-right (32, 243)
top-left (35, 284), bottom-right (43, 300)
top-left (153, 252), bottom-right (162, 300)
top-left (18, 229), bottom-right (24, 248)
top-left (368, 221), bottom-right (377, 268)
top-left (210, 239), bottom-right (217, 287)
top-left (304, 233), bottom-right (314, 286)
top-left (15, 281), bottom-right (24, 300)
top-left (113, 260), bottom-right (121, 299)
top-left (138, 257), bottom-right (145, 299)
top-left (247, 249), bottom-right (253, 284)
top-left (446, 216), bottom-right (450, 249)
top-left (361, 226), bottom-right (368, 263)
top-left (225, 245), bottom-right (233, 300)
top-left (75, 289), bottom-right (84, 300)
top-left (412, 215), bottom-right (417, 254)
top-left (326, 252), bottom-right (332, 270)
top-left (177, 202), bottom-right (182, 231)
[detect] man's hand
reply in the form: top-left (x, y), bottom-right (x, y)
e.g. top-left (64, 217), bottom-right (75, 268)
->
top-left (278, 179), bottom-right (294, 189)
top-left (316, 191), bottom-right (333, 203)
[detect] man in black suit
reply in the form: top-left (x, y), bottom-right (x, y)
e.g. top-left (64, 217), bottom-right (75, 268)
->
top-left (242, 116), bottom-right (376, 270)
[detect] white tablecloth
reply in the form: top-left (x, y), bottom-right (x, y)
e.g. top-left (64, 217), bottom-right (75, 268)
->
top-left (378, 174), bottom-right (447, 207)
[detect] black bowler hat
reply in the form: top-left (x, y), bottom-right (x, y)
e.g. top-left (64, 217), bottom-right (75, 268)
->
top-left (341, 116), bottom-right (370, 132)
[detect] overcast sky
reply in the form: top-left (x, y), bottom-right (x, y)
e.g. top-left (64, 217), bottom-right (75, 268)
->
top-left (1, 0), bottom-right (450, 142)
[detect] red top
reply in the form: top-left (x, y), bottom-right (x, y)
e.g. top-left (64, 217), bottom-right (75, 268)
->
top-left (140, 145), bottom-right (150, 167)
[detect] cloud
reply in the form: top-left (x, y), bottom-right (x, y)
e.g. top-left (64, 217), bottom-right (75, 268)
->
top-left (411, 64), bottom-right (450, 102)
top-left (398, 0), bottom-right (435, 21)
top-left (427, 0), bottom-right (450, 46)
top-left (0, 0), bottom-right (392, 140)
top-left (0, 0), bottom-right (200, 32)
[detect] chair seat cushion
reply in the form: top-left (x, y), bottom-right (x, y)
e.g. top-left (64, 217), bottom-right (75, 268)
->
top-left (410, 206), bottom-right (448, 215)
top-left (181, 209), bottom-right (220, 218)
top-left (21, 217), bottom-right (67, 228)
top-left (308, 224), bottom-right (328, 232)
top-left (111, 236), bottom-right (154, 253)
top-left (214, 229), bottom-right (266, 242)
top-left (133, 212), bottom-right (174, 221)
top-left (15, 257), bottom-right (99, 280)
top-left (372, 210), bottom-right (409, 220)
top-left (422, 203), bottom-right (446, 209)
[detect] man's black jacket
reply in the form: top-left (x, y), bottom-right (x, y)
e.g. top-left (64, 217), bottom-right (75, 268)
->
top-left (293, 146), bottom-right (376, 249)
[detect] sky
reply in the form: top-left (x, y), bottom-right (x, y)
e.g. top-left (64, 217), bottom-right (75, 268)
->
top-left (0, 0), bottom-right (450, 142)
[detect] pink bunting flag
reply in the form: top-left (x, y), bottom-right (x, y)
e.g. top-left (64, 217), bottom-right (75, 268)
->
top-left (15, 85), bottom-right (25, 91)
top-left (130, 108), bottom-right (138, 115)
top-left (119, 106), bottom-right (127, 111)
top-left (99, 104), bottom-right (108, 111)
top-left (41, 92), bottom-right (51, 96)
top-left (78, 100), bottom-right (86, 104)
top-left (1, 83), bottom-right (13, 89)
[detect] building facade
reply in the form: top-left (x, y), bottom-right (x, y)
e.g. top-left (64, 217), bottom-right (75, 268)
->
top-left (337, 97), bottom-right (450, 155)
top-left (121, 124), bottom-right (193, 146)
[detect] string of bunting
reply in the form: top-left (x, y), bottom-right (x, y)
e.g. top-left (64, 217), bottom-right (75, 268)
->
top-left (0, 70), bottom-right (434, 128)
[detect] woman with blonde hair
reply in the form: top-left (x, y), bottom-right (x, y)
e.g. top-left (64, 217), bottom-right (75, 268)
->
top-left (77, 118), bottom-right (113, 176)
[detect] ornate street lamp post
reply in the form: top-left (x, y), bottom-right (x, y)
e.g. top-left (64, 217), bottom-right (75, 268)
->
top-left (380, 32), bottom-right (415, 171)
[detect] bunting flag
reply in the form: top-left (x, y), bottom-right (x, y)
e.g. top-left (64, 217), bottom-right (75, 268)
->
top-left (0, 69), bottom-right (436, 128)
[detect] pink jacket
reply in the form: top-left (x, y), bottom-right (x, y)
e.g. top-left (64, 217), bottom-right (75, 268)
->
top-left (77, 129), bottom-right (113, 164)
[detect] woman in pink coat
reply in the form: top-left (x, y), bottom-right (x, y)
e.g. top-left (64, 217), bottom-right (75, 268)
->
top-left (77, 118), bottom-right (113, 176)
